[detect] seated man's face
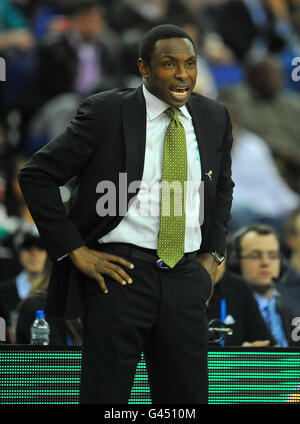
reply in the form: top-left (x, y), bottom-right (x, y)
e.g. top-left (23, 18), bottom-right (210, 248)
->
top-left (72, 7), bottom-right (105, 42)
top-left (239, 231), bottom-right (281, 286)
top-left (19, 246), bottom-right (47, 276)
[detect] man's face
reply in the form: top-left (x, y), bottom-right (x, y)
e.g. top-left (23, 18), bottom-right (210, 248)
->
top-left (19, 246), bottom-right (47, 275)
top-left (240, 232), bottom-right (281, 285)
top-left (138, 37), bottom-right (197, 108)
top-left (71, 7), bottom-right (104, 42)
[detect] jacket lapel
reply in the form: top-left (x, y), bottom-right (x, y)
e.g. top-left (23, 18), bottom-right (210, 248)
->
top-left (186, 95), bottom-right (209, 182)
top-left (121, 86), bottom-right (147, 207)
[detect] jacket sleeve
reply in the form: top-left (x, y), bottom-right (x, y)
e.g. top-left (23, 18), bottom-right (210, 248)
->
top-left (18, 96), bottom-right (100, 261)
top-left (200, 105), bottom-right (235, 255)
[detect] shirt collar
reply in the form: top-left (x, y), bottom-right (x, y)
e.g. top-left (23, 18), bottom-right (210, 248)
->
top-left (142, 84), bottom-right (191, 121)
top-left (16, 271), bottom-right (31, 299)
top-left (254, 290), bottom-right (280, 310)
top-left (254, 293), bottom-right (269, 310)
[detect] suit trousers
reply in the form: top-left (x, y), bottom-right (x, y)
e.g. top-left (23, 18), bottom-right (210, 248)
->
top-left (79, 243), bottom-right (212, 404)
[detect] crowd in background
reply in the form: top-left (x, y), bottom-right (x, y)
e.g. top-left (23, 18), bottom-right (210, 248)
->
top-left (0, 0), bottom-right (300, 347)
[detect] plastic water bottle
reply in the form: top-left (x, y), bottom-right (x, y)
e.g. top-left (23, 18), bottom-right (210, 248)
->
top-left (30, 310), bottom-right (50, 345)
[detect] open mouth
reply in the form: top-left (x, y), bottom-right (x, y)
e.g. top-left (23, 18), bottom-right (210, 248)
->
top-left (169, 87), bottom-right (189, 98)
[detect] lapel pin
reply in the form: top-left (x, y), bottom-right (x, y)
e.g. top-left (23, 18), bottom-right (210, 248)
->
top-left (205, 170), bottom-right (213, 181)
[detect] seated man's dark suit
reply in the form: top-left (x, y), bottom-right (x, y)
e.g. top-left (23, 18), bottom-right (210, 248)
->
top-left (18, 85), bottom-right (234, 403)
top-left (218, 0), bottom-right (286, 60)
top-left (23, 31), bottom-right (122, 120)
top-left (207, 270), bottom-right (276, 346)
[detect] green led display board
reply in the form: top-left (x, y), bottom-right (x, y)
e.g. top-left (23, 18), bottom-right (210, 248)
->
top-left (0, 346), bottom-right (300, 404)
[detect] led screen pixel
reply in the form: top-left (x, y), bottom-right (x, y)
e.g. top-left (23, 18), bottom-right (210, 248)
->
top-left (0, 346), bottom-right (299, 404)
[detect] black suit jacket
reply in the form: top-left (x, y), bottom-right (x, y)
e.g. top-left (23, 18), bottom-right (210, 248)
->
top-left (18, 85), bottom-right (234, 318)
top-left (217, 0), bottom-right (286, 60)
top-left (207, 270), bottom-right (276, 346)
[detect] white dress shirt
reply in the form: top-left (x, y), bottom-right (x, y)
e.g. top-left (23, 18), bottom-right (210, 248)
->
top-left (99, 85), bottom-right (202, 252)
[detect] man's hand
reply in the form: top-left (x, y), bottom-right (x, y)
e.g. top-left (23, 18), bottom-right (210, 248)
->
top-left (242, 340), bottom-right (271, 347)
top-left (69, 246), bottom-right (134, 294)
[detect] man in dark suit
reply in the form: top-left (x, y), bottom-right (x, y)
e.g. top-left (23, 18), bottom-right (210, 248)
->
top-left (226, 223), bottom-right (299, 347)
top-left (22, 0), bottom-right (122, 125)
top-left (217, 0), bottom-right (287, 61)
top-left (206, 260), bottom-right (276, 347)
top-left (18, 24), bottom-right (234, 404)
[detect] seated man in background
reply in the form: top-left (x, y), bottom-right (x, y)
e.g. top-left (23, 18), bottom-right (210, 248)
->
top-left (0, 233), bottom-right (47, 343)
top-left (206, 257), bottom-right (275, 347)
top-left (226, 223), bottom-right (299, 347)
top-left (20, 0), bottom-right (122, 132)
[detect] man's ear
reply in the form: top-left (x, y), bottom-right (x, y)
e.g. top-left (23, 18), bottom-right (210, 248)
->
top-left (137, 58), bottom-right (149, 79)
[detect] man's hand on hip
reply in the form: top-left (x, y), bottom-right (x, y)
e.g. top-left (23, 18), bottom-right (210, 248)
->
top-left (69, 246), bottom-right (134, 294)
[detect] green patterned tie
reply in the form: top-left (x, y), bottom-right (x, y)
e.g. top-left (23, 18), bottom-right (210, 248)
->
top-left (157, 107), bottom-right (188, 268)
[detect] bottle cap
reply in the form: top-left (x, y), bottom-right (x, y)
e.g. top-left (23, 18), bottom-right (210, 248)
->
top-left (36, 310), bottom-right (45, 319)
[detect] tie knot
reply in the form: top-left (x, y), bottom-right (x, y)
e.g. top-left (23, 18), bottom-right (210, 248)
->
top-left (165, 107), bottom-right (180, 123)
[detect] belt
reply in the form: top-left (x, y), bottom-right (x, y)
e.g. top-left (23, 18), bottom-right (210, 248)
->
top-left (100, 243), bottom-right (198, 270)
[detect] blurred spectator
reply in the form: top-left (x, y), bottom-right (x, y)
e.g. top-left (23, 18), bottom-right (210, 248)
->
top-left (0, 0), bottom-right (35, 122)
top-left (0, 154), bottom-right (38, 279)
top-left (21, 0), bottom-right (122, 131)
top-left (217, 89), bottom-right (300, 234)
top-left (277, 207), bottom-right (300, 317)
top-left (206, 258), bottom-right (275, 347)
top-left (226, 223), bottom-right (299, 347)
top-left (12, 0), bottom-right (71, 40)
top-left (217, 1), bottom-right (300, 92)
top-left (229, 55), bottom-right (300, 191)
top-left (0, 233), bottom-right (47, 343)
top-left (26, 92), bottom-right (81, 153)
top-left (15, 255), bottom-right (83, 345)
top-left (110, 0), bottom-right (196, 35)
top-left (0, 0), bottom-right (35, 54)
top-left (2, 154), bottom-right (36, 232)
top-left (0, 175), bottom-right (15, 239)
top-left (217, 0), bottom-right (291, 61)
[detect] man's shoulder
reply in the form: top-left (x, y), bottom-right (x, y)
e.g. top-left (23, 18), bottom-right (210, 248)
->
top-left (83, 87), bottom-right (139, 108)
